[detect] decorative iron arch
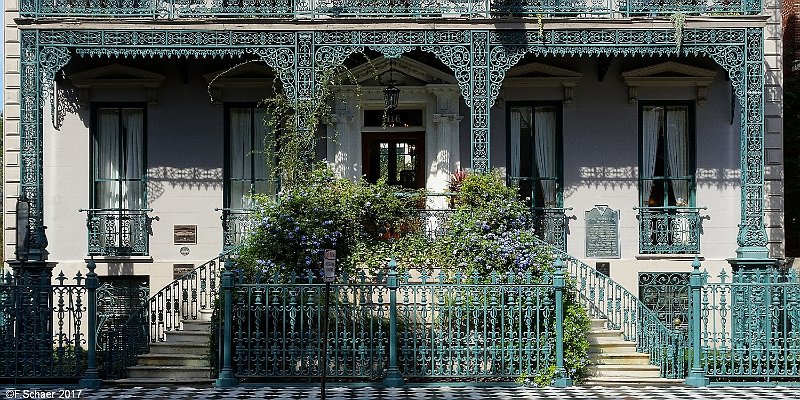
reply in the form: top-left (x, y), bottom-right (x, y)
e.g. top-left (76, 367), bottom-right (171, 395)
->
top-left (18, 26), bottom-right (767, 258)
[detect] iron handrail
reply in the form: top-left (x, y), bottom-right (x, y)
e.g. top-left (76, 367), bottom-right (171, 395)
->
top-left (534, 238), bottom-right (688, 378)
top-left (100, 247), bottom-right (239, 379)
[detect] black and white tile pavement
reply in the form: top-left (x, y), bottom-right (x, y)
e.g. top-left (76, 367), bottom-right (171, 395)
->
top-left (4, 385), bottom-right (798, 400)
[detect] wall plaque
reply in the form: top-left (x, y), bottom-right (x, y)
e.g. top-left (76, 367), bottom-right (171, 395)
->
top-left (174, 225), bottom-right (197, 245)
top-left (173, 264), bottom-right (195, 279)
top-left (585, 205), bottom-right (620, 258)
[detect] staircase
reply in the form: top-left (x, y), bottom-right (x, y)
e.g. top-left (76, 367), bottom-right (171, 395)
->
top-left (585, 319), bottom-right (683, 386)
top-left (115, 310), bottom-right (214, 386)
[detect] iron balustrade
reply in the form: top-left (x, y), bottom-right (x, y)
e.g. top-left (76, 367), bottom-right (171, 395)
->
top-left (0, 270), bottom-right (88, 381)
top-left (539, 239), bottom-right (689, 379)
top-left (20, 0), bottom-right (762, 19)
top-left (636, 206), bottom-right (705, 255)
top-left (99, 250), bottom-right (230, 379)
top-left (81, 208), bottom-right (151, 257)
top-left (531, 207), bottom-right (571, 252)
top-left (694, 267), bottom-right (800, 381)
top-left (218, 208), bottom-right (255, 251)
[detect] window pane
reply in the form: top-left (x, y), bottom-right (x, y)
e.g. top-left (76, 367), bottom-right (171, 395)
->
top-left (509, 105), bottom-right (559, 208)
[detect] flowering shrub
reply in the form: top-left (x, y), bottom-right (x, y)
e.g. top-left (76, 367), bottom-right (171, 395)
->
top-left (237, 166), bottom-right (421, 279)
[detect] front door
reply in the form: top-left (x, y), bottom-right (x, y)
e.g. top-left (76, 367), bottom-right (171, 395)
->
top-left (362, 132), bottom-right (424, 189)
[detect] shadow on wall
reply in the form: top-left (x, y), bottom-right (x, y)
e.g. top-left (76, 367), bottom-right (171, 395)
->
top-left (54, 86), bottom-right (83, 129)
top-left (564, 166), bottom-right (740, 198)
top-left (147, 167), bottom-right (222, 201)
top-left (106, 262), bottom-right (135, 276)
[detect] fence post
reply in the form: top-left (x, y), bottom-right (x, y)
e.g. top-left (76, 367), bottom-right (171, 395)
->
top-left (383, 256), bottom-right (404, 387)
top-left (79, 259), bottom-right (102, 388)
top-left (553, 257), bottom-right (572, 387)
top-left (685, 256), bottom-right (709, 386)
top-left (214, 257), bottom-right (237, 387)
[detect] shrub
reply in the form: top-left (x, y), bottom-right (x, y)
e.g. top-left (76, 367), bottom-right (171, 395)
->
top-left (237, 165), bottom-right (422, 280)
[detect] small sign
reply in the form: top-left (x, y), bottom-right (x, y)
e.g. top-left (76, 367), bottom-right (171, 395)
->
top-left (173, 264), bottom-right (194, 279)
top-left (180, 246), bottom-right (190, 256)
top-left (323, 249), bottom-right (336, 283)
top-left (174, 225), bottom-right (197, 245)
top-left (596, 262), bottom-right (610, 277)
top-left (585, 205), bottom-right (620, 259)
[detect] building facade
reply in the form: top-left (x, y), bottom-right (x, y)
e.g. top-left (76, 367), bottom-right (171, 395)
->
top-left (2, 2), bottom-right (784, 312)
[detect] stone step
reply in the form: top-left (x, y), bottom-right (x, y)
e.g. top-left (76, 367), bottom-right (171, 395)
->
top-left (582, 376), bottom-right (686, 386)
top-left (589, 352), bottom-right (652, 365)
top-left (199, 309), bottom-right (214, 322)
top-left (137, 353), bottom-right (209, 367)
top-left (588, 364), bottom-right (662, 378)
top-left (165, 330), bottom-right (212, 343)
top-left (589, 319), bottom-right (607, 330)
top-left (181, 320), bottom-right (212, 333)
top-left (587, 329), bottom-right (625, 342)
top-left (111, 377), bottom-right (215, 387)
top-left (127, 366), bottom-right (211, 379)
top-left (148, 341), bottom-right (208, 356)
top-left (588, 341), bottom-right (638, 354)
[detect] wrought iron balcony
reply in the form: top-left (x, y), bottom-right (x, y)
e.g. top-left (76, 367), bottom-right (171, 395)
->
top-left (82, 208), bottom-right (150, 257)
top-left (20, 0), bottom-right (761, 19)
top-left (530, 207), bottom-right (570, 252)
top-left (219, 208), bottom-right (255, 251)
top-left (636, 206), bottom-right (704, 254)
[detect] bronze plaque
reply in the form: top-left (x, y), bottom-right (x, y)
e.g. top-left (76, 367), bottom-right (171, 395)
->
top-left (585, 206), bottom-right (620, 259)
top-left (173, 264), bottom-right (195, 280)
top-left (174, 225), bottom-right (197, 245)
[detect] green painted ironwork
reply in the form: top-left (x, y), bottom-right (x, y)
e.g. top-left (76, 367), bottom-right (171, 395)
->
top-left (95, 278), bottom-right (149, 355)
top-left (19, 0), bottom-right (763, 19)
top-left (79, 261), bottom-right (102, 388)
top-left (0, 268), bottom-right (88, 381)
top-left (81, 208), bottom-right (151, 257)
top-left (638, 272), bottom-right (690, 329)
top-left (542, 239), bottom-right (688, 378)
top-left (99, 250), bottom-right (229, 379)
top-left (636, 206), bottom-right (704, 254)
top-left (695, 266), bottom-right (800, 382)
top-left (219, 208), bottom-right (255, 251)
top-left (228, 262), bottom-right (560, 382)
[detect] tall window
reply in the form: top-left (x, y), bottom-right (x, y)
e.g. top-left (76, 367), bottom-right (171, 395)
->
top-left (91, 105), bottom-right (146, 211)
top-left (225, 104), bottom-right (275, 209)
top-left (508, 104), bottom-right (562, 208)
top-left (639, 103), bottom-right (694, 208)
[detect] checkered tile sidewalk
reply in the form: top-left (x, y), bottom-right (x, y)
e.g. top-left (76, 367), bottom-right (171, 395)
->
top-left (5, 385), bottom-right (796, 400)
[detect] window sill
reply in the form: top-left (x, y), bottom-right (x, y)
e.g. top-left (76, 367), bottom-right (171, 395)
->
top-left (85, 256), bottom-right (154, 263)
top-left (636, 254), bottom-right (704, 261)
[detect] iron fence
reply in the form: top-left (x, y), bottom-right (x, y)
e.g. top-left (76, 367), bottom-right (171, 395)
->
top-left (220, 262), bottom-right (566, 383)
top-left (20, 0), bottom-right (762, 19)
top-left (694, 267), bottom-right (800, 381)
top-left (0, 269), bottom-right (87, 382)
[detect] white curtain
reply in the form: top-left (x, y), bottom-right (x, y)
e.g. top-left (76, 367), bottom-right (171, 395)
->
top-left (230, 107), bottom-right (275, 209)
top-left (641, 107), bottom-right (661, 206)
top-left (666, 107), bottom-right (689, 245)
top-left (665, 108), bottom-right (688, 206)
top-left (122, 109), bottom-right (144, 210)
top-left (534, 107), bottom-right (557, 207)
top-left (230, 108), bottom-right (252, 209)
top-left (510, 109), bottom-right (522, 179)
top-left (97, 110), bottom-right (120, 210)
